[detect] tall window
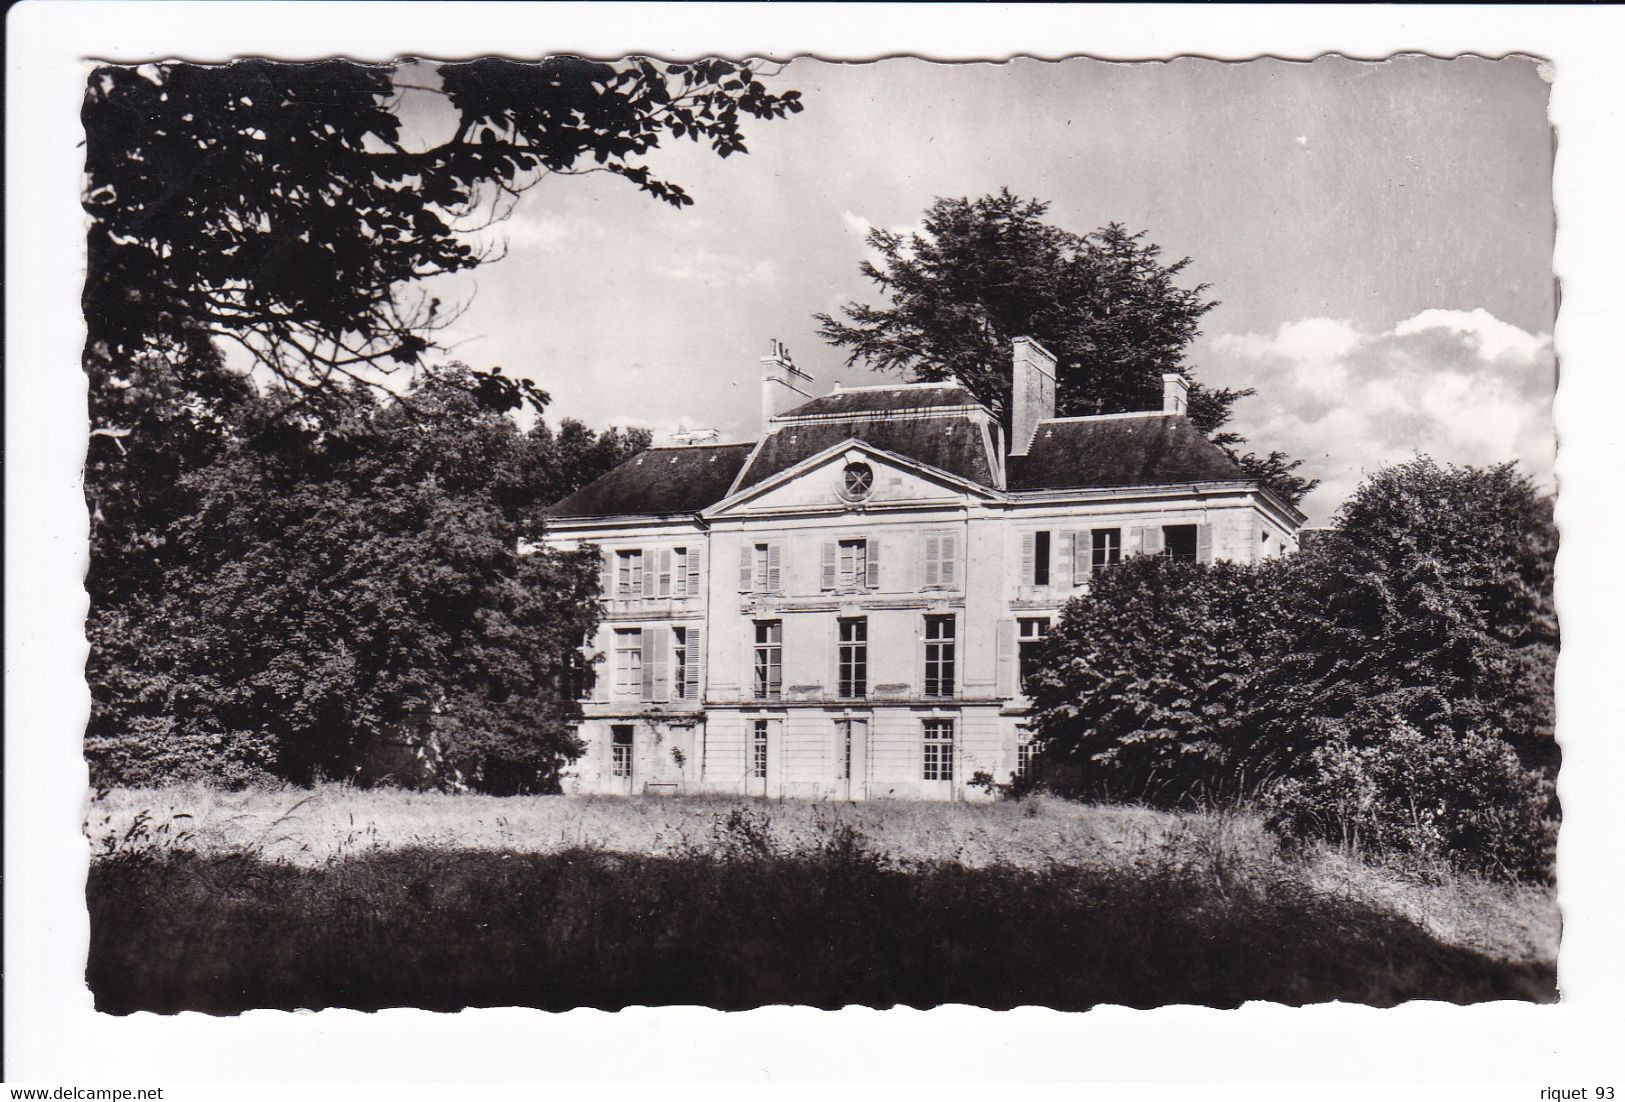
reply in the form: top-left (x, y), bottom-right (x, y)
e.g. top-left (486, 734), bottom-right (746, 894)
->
top-left (922, 719), bottom-right (954, 782)
top-left (753, 621), bottom-right (783, 699)
top-left (613, 629), bottom-right (642, 696)
top-left (751, 719), bottom-right (769, 779)
top-left (1164, 524), bottom-right (1199, 562)
top-left (747, 542), bottom-right (780, 594)
top-left (1016, 728), bottom-right (1038, 780)
top-left (1018, 617), bottom-right (1050, 693)
top-left (672, 547), bottom-right (689, 593)
top-left (1033, 530), bottom-right (1051, 585)
top-left (838, 618), bottom-right (868, 699)
top-left (611, 726), bottom-right (634, 779)
top-left (838, 539), bottom-right (868, 588)
top-left (615, 550), bottom-right (644, 597)
top-left (924, 616), bottom-right (956, 698)
top-left (672, 627), bottom-right (688, 700)
top-left (836, 720), bottom-right (854, 781)
top-left (1091, 528), bottom-right (1121, 573)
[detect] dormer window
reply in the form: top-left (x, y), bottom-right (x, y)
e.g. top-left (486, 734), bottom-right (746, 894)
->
top-left (842, 461), bottom-right (874, 499)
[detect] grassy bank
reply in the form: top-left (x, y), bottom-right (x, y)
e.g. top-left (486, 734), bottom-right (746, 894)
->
top-left (85, 788), bottom-right (1560, 1013)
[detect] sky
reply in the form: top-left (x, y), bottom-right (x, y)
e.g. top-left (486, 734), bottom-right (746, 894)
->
top-left (419, 55), bottom-right (1555, 525)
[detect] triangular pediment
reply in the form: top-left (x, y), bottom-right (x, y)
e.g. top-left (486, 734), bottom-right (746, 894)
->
top-left (703, 439), bottom-right (1002, 518)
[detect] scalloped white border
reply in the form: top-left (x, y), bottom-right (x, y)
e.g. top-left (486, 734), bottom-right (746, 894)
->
top-left (8, 3), bottom-right (1622, 1091)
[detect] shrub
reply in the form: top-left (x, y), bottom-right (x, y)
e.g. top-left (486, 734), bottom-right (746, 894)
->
top-left (1262, 718), bottom-right (1556, 884)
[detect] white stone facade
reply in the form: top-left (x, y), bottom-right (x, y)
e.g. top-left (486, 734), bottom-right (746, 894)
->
top-left (544, 341), bottom-right (1303, 801)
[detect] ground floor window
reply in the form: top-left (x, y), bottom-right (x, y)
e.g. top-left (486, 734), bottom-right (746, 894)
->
top-left (611, 725), bottom-right (634, 779)
top-left (751, 719), bottom-right (769, 779)
top-left (1164, 523), bottom-right (1199, 562)
top-left (922, 719), bottom-right (955, 781)
top-left (1016, 728), bottom-right (1038, 780)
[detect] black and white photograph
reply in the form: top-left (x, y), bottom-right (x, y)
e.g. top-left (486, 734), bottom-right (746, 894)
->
top-left (8, 1), bottom-right (1625, 1093)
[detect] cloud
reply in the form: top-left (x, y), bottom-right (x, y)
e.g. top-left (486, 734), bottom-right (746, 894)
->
top-left (1202, 309), bottom-right (1555, 524)
top-left (479, 212), bottom-right (605, 254)
top-left (656, 249), bottom-right (777, 288)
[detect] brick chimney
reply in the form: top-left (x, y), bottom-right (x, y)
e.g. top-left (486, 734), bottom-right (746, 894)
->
top-left (761, 338), bottom-right (814, 424)
top-left (1008, 336), bottom-right (1057, 456)
top-left (1162, 372), bottom-right (1189, 415)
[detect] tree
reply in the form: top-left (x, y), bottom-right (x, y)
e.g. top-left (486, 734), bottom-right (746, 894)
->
top-left (815, 190), bottom-right (1315, 506)
top-left (1254, 457), bottom-right (1557, 773)
top-left (85, 368), bottom-right (603, 793)
top-left (1026, 555), bottom-right (1295, 801)
top-left (83, 58), bottom-right (803, 417)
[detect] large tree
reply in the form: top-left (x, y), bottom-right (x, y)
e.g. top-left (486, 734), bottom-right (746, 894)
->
top-left (815, 190), bottom-right (1315, 506)
top-left (85, 367), bottom-right (617, 793)
top-left (83, 58), bottom-right (803, 418)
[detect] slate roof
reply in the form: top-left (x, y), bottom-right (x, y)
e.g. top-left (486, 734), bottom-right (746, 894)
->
top-left (733, 413), bottom-right (996, 492)
top-left (1005, 413), bottom-right (1244, 491)
top-left (778, 384), bottom-right (982, 419)
top-left (546, 443), bottom-right (756, 519)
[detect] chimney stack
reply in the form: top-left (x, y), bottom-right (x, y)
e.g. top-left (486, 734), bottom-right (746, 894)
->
top-left (1008, 336), bottom-right (1057, 456)
top-left (761, 338), bottom-right (815, 424)
top-left (1162, 373), bottom-right (1189, 416)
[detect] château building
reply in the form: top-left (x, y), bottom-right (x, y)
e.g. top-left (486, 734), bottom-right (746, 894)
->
top-left (543, 337), bottom-right (1304, 800)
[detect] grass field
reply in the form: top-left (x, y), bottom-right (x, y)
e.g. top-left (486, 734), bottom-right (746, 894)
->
top-left (84, 785), bottom-right (1560, 1014)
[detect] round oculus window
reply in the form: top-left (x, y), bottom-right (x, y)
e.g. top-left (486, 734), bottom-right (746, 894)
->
top-left (842, 461), bottom-right (874, 499)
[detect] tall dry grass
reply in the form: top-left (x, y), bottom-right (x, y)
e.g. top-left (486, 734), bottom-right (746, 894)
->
top-left (84, 786), bottom-right (1560, 1013)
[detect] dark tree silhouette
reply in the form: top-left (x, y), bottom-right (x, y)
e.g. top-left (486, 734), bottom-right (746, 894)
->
top-left (816, 190), bottom-right (1316, 506)
top-left (83, 58), bottom-right (803, 416)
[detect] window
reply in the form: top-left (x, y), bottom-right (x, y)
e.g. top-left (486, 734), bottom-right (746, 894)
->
top-left (924, 616), bottom-right (956, 698)
top-left (1018, 617), bottom-right (1050, 693)
top-left (672, 547), bottom-right (689, 594)
top-left (611, 726), bottom-right (634, 779)
top-left (842, 461), bottom-right (874, 499)
top-left (924, 532), bottom-right (958, 588)
top-left (1016, 729), bottom-right (1038, 780)
top-left (613, 629), bottom-right (642, 696)
top-left (672, 627), bottom-right (688, 700)
top-left (1164, 524), bottom-right (1199, 562)
top-left (922, 719), bottom-right (955, 782)
top-left (836, 720), bottom-right (855, 781)
top-left (753, 621), bottom-right (783, 699)
top-left (752, 719), bottom-right (769, 779)
top-left (838, 618), bottom-right (868, 699)
top-left (1034, 531), bottom-right (1051, 585)
top-left (565, 645), bottom-right (595, 701)
top-left (615, 550), bottom-right (644, 598)
top-left (839, 540), bottom-right (868, 588)
top-left (1091, 528), bottom-right (1121, 573)
top-left (743, 542), bottom-right (782, 593)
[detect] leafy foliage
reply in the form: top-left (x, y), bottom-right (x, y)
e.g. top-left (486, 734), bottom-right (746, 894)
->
top-left (85, 367), bottom-right (637, 793)
top-left (1255, 458), bottom-right (1558, 772)
top-left (1029, 458), bottom-right (1557, 880)
top-left (814, 189), bottom-right (1316, 506)
top-left (1263, 720), bottom-right (1556, 884)
top-left (1027, 555), bottom-right (1293, 801)
top-left (83, 58), bottom-right (802, 415)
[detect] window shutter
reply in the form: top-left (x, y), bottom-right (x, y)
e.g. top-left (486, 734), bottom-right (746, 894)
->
top-left (1055, 529), bottom-right (1072, 587)
top-left (767, 543), bottom-right (782, 592)
top-left (1021, 531), bottom-right (1036, 585)
top-left (684, 627), bottom-right (703, 699)
top-left (687, 547), bottom-right (702, 596)
top-left (996, 618), bottom-right (1017, 696)
top-left (650, 630), bottom-right (669, 702)
top-left (1073, 530), bottom-right (1091, 583)
top-left (941, 534), bottom-right (957, 587)
top-left (641, 549), bottom-right (657, 598)
top-left (924, 535), bottom-right (938, 588)
top-left (599, 548), bottom-right (613, 597)
top-left (1141, 526), bottom-right (1166, 557)
top-left (821, 542), bottom-right (837, 591)
top-left (1197, 523), bottom-right (1214, 563)
top-left (866, 538), bottom-right (881, 589)
top-left (739, 544), bottom-right (753, 592)
top-left (640, 629), bottom-right (656, 701)
top-left (657, 548), bottom-right (673, 597)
